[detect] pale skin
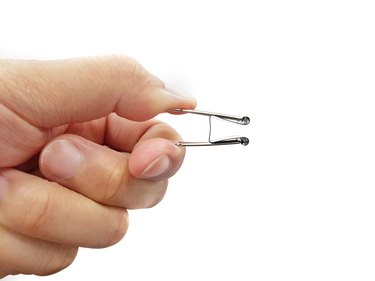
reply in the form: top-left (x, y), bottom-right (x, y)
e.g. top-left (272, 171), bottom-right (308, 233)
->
top-left (0, 55), bottom-right (196, 278)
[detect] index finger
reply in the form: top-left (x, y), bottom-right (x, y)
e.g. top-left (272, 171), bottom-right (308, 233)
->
top-left (0, 55), bottom-right (196, 128)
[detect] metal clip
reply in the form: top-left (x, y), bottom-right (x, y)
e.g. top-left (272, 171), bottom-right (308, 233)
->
top-left (169, 109), bottom-right (250, 147)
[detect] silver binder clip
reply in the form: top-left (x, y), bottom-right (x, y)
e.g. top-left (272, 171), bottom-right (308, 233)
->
top-left (169, 109), bottom-right (250, 147)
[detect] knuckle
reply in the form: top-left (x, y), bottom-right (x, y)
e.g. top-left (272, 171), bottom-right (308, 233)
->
top-left (36, 246), bottom-right (78, 276)
top-left (102, 160), bottom-right (130, 205)
top-left (129, 179), bottom-right (168, 209)
top-left (105, 209), bottom-right (129, 247)
top-left (144, 180), bottom-right (168, 208)
top-left (101, 157), bottom-right (168, 209)
top-left (108, 55), bottom-right (141, 82)
top-left (107, 54), bottom-right (163, 90)
top-left (21, 187), bottom-right (55, 233)
top-left (147, 122), bottom-right (181, 140)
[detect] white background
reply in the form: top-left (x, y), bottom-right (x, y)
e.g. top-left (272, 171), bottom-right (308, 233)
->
top-left (1, 0), bottom-right (375, 280)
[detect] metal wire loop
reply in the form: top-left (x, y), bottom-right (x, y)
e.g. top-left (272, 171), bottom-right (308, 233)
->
top-left (169, 109), bottom-right (250, 147)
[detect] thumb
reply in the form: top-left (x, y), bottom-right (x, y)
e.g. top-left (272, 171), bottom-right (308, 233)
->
top-left (0, 55), bottom-right (196, 128)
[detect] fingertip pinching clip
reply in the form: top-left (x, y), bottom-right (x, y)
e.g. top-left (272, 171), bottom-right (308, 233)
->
top-left (169, 108), bottom-right (250, 147)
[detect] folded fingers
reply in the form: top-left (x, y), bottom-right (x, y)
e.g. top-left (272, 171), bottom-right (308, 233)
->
top-left (0, 225), bottom-right (78, 276)
top-left (0, 169), bottom-right (128, 248)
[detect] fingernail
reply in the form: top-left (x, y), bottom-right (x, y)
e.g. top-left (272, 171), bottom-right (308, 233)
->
top-left (141, 155), bottom-right (171, 179)
top-left (41, 140), bottom-right (82, 180)
top-left (0, 175), bottom-right (9, 201)
top-left (165, 84), bottom-right (196, 101)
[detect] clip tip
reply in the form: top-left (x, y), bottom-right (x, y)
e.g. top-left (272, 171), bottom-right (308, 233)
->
top-left (242, 116), bottom-right (250, 125)
top-left (239, 137), bottom-right (249, 146)
top-left (168, 108), bottom-right (190, 115)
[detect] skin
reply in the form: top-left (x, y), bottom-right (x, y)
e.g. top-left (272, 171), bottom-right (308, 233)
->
top-left (0, 55), bottom-right (196, 278)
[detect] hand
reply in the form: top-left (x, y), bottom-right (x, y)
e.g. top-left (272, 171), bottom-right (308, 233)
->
top-left (0, 55), bottom-right (196, 278)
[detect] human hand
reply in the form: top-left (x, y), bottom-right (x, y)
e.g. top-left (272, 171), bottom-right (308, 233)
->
top-left (0, 56), bottom-right (196, 278)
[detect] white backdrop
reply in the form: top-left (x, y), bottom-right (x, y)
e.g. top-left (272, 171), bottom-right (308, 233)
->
top-left (1, 0), bottom-right (375, 280)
